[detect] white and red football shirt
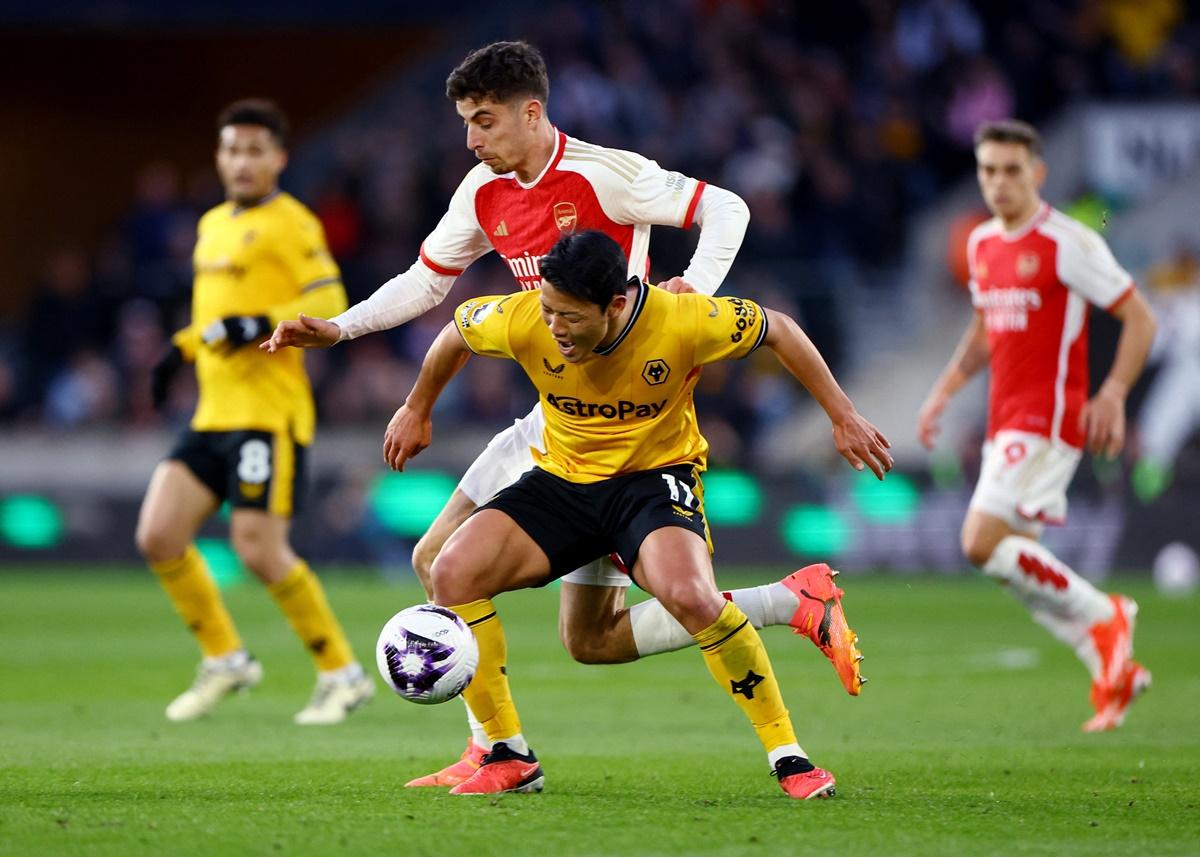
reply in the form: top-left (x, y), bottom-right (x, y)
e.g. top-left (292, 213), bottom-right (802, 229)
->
top-left (418, 129), bottom-right (706, 289)
top-left (967, 203), bottom-right (1134, 449)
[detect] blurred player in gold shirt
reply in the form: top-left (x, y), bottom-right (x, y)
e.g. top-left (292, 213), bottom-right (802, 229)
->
top-left (135, 99), bottom-right (373, 725)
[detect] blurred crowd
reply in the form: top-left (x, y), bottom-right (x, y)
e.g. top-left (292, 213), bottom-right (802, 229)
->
top-left (3, 0), bottom-right (1197, 467)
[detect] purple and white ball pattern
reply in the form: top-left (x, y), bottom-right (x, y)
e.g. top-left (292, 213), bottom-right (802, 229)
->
top-left (375, 605), bottom-right (480, 704)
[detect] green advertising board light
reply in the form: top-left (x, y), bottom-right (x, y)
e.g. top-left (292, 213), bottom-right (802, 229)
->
top-left (780, 504), bottom-right (849, 557)
top-left (369, 470), bottom-right (458, 537)
top-left (0, 494), bottom-right (64, 549)
top-left (195, 538), bottom-right (246, 588)
top-left (850, 470), bottom-right (920, 524)
top-left (702, 469), bottom-right (764, 526)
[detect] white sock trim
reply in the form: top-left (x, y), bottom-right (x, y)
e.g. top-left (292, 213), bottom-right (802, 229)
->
top-left (203, 649), bottom-right (249, 669)
top-left (768, 743), bottom-right (807, 768)
top-left (317, 662), bottom-right (364, 683)
top-left (491, 732), bottom-right (528, 755)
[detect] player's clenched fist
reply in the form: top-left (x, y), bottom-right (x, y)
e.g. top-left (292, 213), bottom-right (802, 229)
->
top-left (260, 313), bottom-right (341, 353)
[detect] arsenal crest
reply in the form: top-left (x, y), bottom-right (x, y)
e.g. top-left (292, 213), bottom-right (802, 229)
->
top-left (553, 202), bottom-right (578, 233)
top-left (1016, 252), bottom-right (1040, 280)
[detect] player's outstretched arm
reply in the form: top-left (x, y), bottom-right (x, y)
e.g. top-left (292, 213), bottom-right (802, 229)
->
top-left (261, 314), bottom-right (342, 352)
top-left (916, 312), bottom-right (989, 450)
top-left (762, 308), bottom-right (893, 479)
top-left (1078, 289), bottom-right (1156, 458)
top-left (383, 322), bottom-right (472, 471)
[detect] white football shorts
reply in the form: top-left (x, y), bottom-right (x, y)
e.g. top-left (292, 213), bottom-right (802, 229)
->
top-left (457, 403), bottom-right (631, 588)
top-left (968, 429), bottom-right (1082, 534)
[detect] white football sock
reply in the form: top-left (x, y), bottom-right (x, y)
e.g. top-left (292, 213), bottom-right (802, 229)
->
top-left (982, 535), bottom-right (1115, 678)
top-left (203, 649), bottom-right (249, 669)
top-left (768, 742), bottom-right (808, 769)
top-left (463, 697), bottom-right (492, 750)
top-left (629, 583), bottom-right (799, 657)
top-left (725, 582), bottom-right (797, 628)
top-left (494, 732), bottom-right (529, 755)
top-left (318, 662), bottom-right (364, 684)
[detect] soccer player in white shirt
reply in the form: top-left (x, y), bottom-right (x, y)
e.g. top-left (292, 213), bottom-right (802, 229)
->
top-left (917, 119), bottom-right (1158, 732)
top-left (265, 41), bottom-right (872, 783)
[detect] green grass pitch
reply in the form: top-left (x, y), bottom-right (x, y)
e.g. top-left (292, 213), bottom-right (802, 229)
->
top-left (2, 569), bottom-right (1197, 856)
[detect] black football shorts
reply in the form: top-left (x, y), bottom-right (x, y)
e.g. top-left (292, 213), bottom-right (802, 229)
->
top-left (477, 463), bottom-right (711, 583)
top-left (168, 429), bottom-right (307, 517)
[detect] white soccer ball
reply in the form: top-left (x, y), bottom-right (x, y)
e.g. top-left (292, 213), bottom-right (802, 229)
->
top-left (1152, 542), bottom-right (1200, 598)
top-left (375, 604), bottom-right (479, 704)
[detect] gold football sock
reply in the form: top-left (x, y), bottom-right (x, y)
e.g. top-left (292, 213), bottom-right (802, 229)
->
top-left (449, 599), bottom-right (522, 743)
top-left (694, 601), bottom-right (798, 754)
top-left (268, 561), bottom-right (354, 671)
top-left (151, 544), bottom-right (242, 658)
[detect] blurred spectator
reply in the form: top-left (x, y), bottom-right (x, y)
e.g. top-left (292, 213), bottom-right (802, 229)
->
top-left (944, 57), bottom-right (1016, 148)
top-left (8, 0), bottom-right (1200, 435)
top-left (20, 247), bottom-right (111, 407)
top-left (43, 349), bottom-right (121, 427)
top-left (893, 0), bottom-right (983, 74)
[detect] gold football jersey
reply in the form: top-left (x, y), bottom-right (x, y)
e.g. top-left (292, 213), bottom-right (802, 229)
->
top-left (455, 282), bottom-right (767, 483)
top-left (173, 192), bottom-right (346, 445)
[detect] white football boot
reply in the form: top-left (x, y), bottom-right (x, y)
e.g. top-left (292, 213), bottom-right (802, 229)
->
top-left (293, 666), bottom-right (375, 725)
top-left (166, 653), bottom-right (263, 721)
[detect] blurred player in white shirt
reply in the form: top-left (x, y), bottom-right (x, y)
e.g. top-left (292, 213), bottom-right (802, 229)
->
top-left (265, 41), bottom-right (871, 785)
top-left (917, 120), bottom-right (1157, 732)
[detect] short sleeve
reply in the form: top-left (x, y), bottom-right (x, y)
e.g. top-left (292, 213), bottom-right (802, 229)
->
top-left (277, 215), bottom-right (342, 293)
top-left (1056, 224), bottom-right (1134, 310)
top-left (454, 295), bottom-right (517, 358)
top-left (420, 167), bottom-right (495, 276)
top-left (686, 294), bottom-right (768, 365)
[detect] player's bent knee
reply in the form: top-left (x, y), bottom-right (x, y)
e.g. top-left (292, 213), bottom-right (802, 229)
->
top-left (135, 523), bottom-right (185, 565)
top-left (654, 584), bottom-right (724, 630)
top-left (972, 535), bottom-right (1023, 583)
top-left (410, 536), bottom-right (439, 593)
top-left (428, 551), bottom-right (470, 605)
top-left (560, 634), bottom-right (601, 664)
top-left (962, 537), bottom-right (996, 569)
top-left (559, 622), bottom-right (620, 665)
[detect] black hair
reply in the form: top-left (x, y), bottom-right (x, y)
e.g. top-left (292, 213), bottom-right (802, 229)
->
top-left (974, 119), bottom-right (1041, 156)
top-left (446, 40), bottom-right (549, 105)
top-left (217, 98), bottom-right (290, 148)
top-left (540, 231), bottom-right (630, 308)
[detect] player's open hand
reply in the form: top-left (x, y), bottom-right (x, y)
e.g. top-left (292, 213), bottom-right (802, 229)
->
top-left (657, 277), bottom-right (696, 294)
top-left (916, 390), bottom-right (949, 450)
top-left (383, 404), bottom-right (432, 471)
top-left (260, 314), bottom-right (341, 353)
top-left (832, 410), bottom-right (893, 479)
top-left (1079, 384), bottom-right (1126, 459)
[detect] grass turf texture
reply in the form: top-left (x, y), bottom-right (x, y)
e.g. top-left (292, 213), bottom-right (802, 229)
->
top-left (1, 570), bottom-right (1197, 857)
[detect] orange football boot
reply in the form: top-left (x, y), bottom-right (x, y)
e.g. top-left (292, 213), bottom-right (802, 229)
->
top-left (405, 739), bottom-right (488, 788)
top-left (449, 742), bottom-right (545, 795)
top-left (1082, 595), bottom-right (1151, 732)
top-left (773, 756), bottom-right (837, 800)
top-left (781, 563), bottom-right (865, 695)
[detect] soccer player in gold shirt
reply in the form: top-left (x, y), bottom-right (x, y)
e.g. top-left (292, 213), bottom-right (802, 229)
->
top-left (136, 99), bottom-right (373, 724)
top-left (384, 230), bottom-right (892, 798)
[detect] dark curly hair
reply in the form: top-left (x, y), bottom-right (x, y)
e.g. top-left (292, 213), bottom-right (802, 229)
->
top-left (445, 40), bottom-right (549, 105)
top-left (217, 98), bottom-right (290, 147)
